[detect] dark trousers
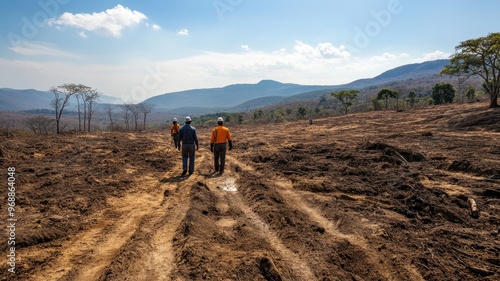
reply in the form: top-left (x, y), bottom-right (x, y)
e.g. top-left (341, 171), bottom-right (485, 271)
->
top-left (173, 134), bottom-right (180, 150)
top-left (182, 144), bottom-right (195, 173)
top-left (213, 143), bottom-right (227, 173)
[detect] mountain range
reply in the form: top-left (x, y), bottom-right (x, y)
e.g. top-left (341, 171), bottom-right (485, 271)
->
top-left (145, 59), bottom-right (450, 114)
top-left (0, 89), bottom-right (122, 111)
top-left (0, 59), bottom-right (450, 114)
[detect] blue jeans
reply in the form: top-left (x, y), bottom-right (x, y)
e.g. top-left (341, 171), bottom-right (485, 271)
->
top-left (182, 144), bottom-right (195, 173)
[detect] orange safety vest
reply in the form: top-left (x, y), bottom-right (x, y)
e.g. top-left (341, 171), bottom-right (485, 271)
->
top-left (170, 124), bottom-right (180, 135)
top-left (210, 126), bottom-right (232, 144)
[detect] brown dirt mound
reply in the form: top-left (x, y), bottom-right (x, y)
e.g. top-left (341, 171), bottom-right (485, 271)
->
top-left (449, 107), bottom-right (500, 131)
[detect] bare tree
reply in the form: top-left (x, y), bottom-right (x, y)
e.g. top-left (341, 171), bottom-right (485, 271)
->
top-left (84, 89), bottom-right (100, 132)
top-left (456, 76), bottom-right (471, 103)
top-left (120, 103), bottom-right (132, 131)
top-left (50, 84), bottom-right (85, 134)
top-left (74, 85), bottom-right (93, 131)
top-left (23, 115), bottom-right (55, 135)
top-left (75, 94), bottom-right (83, 131)
top-left (0, 112), bottom-right (13, 135)
top-left (129, 104), bottom-right (141, 130)
top-left (138, 102), bottom-right (155, 130)
top-left (104, 104), bottom-right (115, 131)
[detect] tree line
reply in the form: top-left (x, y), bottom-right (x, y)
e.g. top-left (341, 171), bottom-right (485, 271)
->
top-left (109, 102), bottom-right (155, 131)
top-left (310, 32), bottom-right (500, 116)
top-left (21, 83), bottom-right (156, 135)
top-left (23, 83), bottom-right (100, 135)
top-left (248, 30), bottom-right (500, 122)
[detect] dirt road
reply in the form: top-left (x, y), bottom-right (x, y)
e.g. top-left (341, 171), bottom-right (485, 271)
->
top-left (1, 102), bottom-right (499, 280)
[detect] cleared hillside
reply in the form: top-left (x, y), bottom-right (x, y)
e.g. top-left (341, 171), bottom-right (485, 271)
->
top-left (1, 101), bottom-right (498, 280)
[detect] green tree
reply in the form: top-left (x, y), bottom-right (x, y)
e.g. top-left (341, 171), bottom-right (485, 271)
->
top-left (370, 96), bottom-right (383, 111)
top-left (273, 109), bottom-right (285, 122)
top-left (253, 109), bottom-right (263, 120)
top-left (376, 88), bottom-right (398, 110)
top-left (394, 91), bottom-right (401, 110)
top-left (431, 83), bottom-right (455, 105)
top-left (441, 32), bottom-right (500, 108)
top-left (407, 91), bottom-right (418, 107)
top-left (331, 90), bottom-right (359, 115)
top-left (297, 106), bottom-right (307, 118)
top-left (466, 86), bottom-right (477, 101)
top-left (318, 95), bottom-right (327, 105)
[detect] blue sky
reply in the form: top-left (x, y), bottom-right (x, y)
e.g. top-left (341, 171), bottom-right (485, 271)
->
top-left (1, 0), bottom-right (499, 102)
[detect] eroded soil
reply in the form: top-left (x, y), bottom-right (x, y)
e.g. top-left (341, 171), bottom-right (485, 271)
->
top-left (1, 102), bottom-right (499, 280)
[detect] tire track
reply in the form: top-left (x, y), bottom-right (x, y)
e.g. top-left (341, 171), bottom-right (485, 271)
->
top-left (26, 139), bottom-right (183, 281)
top-left (144, 154), bottom-right (208, 280)
top-left (201, 158), bottom-right (317, 280)
top-left (28, 176), bottom-right (162, 281)
top-left (230, 192), bottom-right (317, 280)
top-left (99, 153), bottom-right (208, 281)
top-left (228, 154), bottom-right (424, 281)
top-left (277, 184), bottom-right (423, 281)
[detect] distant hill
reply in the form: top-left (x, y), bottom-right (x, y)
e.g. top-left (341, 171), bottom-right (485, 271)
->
top-left (0, 88), bottom-right (123, 111)
top-left (146, 59), bottom-right (450, 114)
top-left (0, 59), bottom-right (451, 113)
top-left (343, 59), bottom-right (450, 89)
top-left (266, 59), bottom-right (452, 104)
top-left (0, 88), bottom-right (54, 111)
top-left (144, 80), bottom-right (332, 112)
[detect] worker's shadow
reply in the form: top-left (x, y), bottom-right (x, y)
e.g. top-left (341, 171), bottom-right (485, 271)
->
top-left (202, 171), bottom-right (221, 178)
top-left (160, 175), bottom-right (191, 183)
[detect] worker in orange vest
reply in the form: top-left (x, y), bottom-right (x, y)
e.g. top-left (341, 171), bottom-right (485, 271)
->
top-left (170, 118), bottom-right (181, 150)
top-left (210, 117), bottom-right (233, 175)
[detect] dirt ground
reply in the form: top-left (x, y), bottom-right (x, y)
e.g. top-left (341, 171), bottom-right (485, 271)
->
top-left (1, 102), bottom-right (499, 281)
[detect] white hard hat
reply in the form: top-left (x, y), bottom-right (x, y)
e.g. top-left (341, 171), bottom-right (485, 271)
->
top-left (217, 117), bottom-right (224, 122)
top-left (173, 118), bottom-right (177, 122)
top-left (185, 116), bottom-right (192, 122)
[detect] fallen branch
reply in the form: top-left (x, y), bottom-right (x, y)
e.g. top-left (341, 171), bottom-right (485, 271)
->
top-left (467, 198), bottom-right (479, 218)
top-left (258, 257), bottom-right (283, 281)
top-left (467, 265), bottom-right (494, 277)
top-left (391, 150), bottom-right (409, 165)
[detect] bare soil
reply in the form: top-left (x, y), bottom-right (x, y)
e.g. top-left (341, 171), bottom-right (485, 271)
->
top-left (1, 102), bottom-right (499, 281)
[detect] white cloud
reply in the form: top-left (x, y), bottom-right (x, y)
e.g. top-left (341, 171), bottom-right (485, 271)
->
top-left (48, 5), bottom-right (147, 37)
top-left (152, 24), bottom-right (161, 31)
top-left (9, 42), bottom-right (79, 58)
top-left (177, 28), bottom-right (189, 36)
top-left (294, 41), bottom-right (350, 60)
top-left (1, 41), bottom-right (357, 100)
top-left (141, 41), bottom-right (359, 93)
top-left (0, 58), bottom-right (75, 92)
top-left (317, 43), bottom-right (350, 59)
top-left (371, 52), bottom-right (409, 62)
top-left (414, 50), bottom-right (450, 62)
top-left (78, 31), bottom-right (87, 38)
